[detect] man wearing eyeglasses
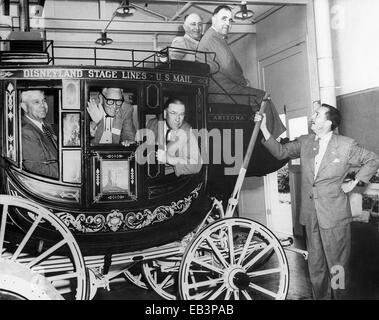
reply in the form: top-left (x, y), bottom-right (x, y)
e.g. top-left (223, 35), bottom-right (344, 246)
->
top-left (87, 87), bottom-right (136, 145)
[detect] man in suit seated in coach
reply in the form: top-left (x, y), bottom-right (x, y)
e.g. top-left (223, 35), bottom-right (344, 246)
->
top-left (21, 90), bottom-right (59, 179)
top-left (87, 87), bottom-right (136, 146)
top-left (146, 97), bottom-right (202, 176)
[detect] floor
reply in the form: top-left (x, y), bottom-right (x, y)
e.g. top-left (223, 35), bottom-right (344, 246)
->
top-left (94, 220), bottom-right (379, 300)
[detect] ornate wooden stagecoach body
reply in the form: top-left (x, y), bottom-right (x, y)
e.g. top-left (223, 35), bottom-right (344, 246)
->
top-left (0, 58), bottom-right (213, 255)
top-left (0, 44), bottom-right (294, 300)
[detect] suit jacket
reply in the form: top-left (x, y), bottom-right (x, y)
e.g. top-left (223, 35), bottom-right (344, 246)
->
top-left (196, 27), bottom-right (286, 139)
top-left (196, 27), bottom-right (247, 93)
top-left (170, 34), bottom-right (199, 61)
top-left (264, 133), bottom-right (379, 229)
top-left (22, 116), bottom-right (59, 179)
top-left (147, 118), bottom-right (202, 176)
top-left (92, 103), bottom-right (136, 144)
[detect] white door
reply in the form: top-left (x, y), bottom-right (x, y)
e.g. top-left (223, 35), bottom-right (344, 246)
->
top-left (259, 41), bottom-right (312, 236)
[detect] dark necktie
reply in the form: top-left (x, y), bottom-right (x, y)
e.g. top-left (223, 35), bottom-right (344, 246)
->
top-left (42, 124), bottom-right (57, 149)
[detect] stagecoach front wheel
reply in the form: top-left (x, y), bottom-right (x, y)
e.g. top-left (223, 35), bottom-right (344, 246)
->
top-left (178, 218), bottom-right (289, 300)
top-left (0, 195), bottom-right (88, 300)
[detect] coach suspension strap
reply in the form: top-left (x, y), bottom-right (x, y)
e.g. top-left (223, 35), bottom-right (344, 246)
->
top-left (224, 94), bottom-right (271, 218)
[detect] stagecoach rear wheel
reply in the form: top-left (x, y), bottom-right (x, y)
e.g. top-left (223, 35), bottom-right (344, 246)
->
top-left (142, 257), bottom-right (180, 300)
top-left (0, 195), bottom-right (88, 300)
top-left (178, 218), bottom-right (289, 300)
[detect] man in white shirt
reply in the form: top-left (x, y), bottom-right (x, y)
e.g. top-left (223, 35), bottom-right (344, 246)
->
top-left (170, 13), bottom-right (203, 61)
top-left (255, 104), bottom-right (379, 299)
top-left (21, 90), bottom-right (58, 179)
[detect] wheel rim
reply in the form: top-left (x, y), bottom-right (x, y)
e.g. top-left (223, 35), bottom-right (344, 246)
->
top-left (178, 217), bottom-right (289, 300)
top-left (142, 257), bottom-right (179, 300)
top-left (0, 195), bottom-right (88, 300)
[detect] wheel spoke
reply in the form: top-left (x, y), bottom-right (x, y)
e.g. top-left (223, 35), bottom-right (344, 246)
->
top-left (236, 226), bottom-right (255, 266)
top-left (188, 277), bottom-right (223, 290)
top-left (227, 225), bottom-right (235, 265)
top-left (241, 289), bottom-right (252, 300)
top-left (233, 290), bottom-right (240, 300)
top-left (224, 288), bottom-right (233, 300)
top-left (192, 257), bottom-right (224, 275)
top-left (157, 274), bottom-right (173, 290)
top-left (26, 239), bottom-right (67, 269)
top-left (190, 291), bottom-right (213, 300)
top-left (249, 282), bottom-right (278, 299)
top-left (208, 283), bottom-right (227, 300)
top-left (11, 214), bottom-right (43, 261)
top-left (48, 272), bottom-right (78, 282)
top-left (243, 243), bottom-right (274, 271)
top-left (0, 204), bottom-right (8, 257)
top-left (247, 267), bottom-right (282, 278)
top-left (206, 236), bottom-right (229, 269)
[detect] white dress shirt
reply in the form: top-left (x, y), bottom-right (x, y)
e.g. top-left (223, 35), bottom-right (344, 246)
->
top-left (314, 131), bottom-right (333, 178)
top-left (26, 115), bottom-right (44, 132)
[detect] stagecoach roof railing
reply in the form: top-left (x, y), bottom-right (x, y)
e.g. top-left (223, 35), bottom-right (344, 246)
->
top-left (0, 40), bottom-right (212, 72)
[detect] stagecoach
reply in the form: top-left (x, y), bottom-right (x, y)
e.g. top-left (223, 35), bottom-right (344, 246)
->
top-left (0, 39), bottom-right (302, 300)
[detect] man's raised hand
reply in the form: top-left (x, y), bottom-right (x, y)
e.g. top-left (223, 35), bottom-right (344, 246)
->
top-left (87, 98), bottom-right (103, 124)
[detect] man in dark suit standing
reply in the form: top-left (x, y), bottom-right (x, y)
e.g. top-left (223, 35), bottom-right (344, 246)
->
top-left (255, 104), bottom-right (379, 299)
top-left (21, 90), bottom-right (58, 179)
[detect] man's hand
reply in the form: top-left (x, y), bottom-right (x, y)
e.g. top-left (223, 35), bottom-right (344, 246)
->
top-left (341, 179), bottom-right (359, 193)
top-left (254, 112), bottom-right (271, 140)
top-left (121, 140), bottom-right (135, 147)
top-left (156, 149), bottom-right (167, 164)
top-left (87, 99), bottom-right (103, 124)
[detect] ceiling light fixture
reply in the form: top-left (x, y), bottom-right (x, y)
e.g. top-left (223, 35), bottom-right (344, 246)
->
top-left (95, 32), bottom-right (113, 46)
top-left (116, 0), bottom-right (136, 16)
top-left (234, 1), bottom-right (254, 20)
top-left (95, 0), bottom-right (137, 46)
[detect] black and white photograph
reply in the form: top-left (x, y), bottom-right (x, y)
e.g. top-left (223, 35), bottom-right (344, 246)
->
top-left (0, 0), bottom-right (379, 305)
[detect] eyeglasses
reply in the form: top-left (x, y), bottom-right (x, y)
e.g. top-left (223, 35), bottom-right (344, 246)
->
top-left (100, 92), bottom-right (124, 107)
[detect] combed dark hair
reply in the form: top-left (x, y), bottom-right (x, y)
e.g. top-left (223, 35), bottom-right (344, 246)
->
top-left (164, 97), bottom-right (185, 110)
top-left (322, 103), bottom-right (341, 130)
top-left (213, 5), bottom-right (231, 15)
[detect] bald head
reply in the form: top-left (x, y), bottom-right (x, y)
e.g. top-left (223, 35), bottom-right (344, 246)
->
top-left (183, 13), bottom-right (203, 41)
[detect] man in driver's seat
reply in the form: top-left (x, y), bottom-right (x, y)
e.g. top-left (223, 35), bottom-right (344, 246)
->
top-left (87, 87), bottom-right (135, 145)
